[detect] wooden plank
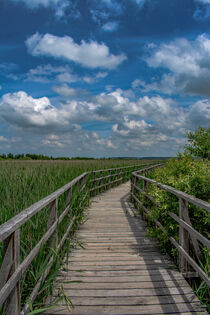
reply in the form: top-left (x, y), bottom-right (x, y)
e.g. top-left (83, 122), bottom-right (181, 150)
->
top-left (58, 269), bottom-right (182, 277)
top-left (68, 255), bottom-right (170, 261)
top-left (55, 274), bottom-right (190, 283)
top-left (55, 279), bottom-right (189, 290)
top-left (68, 256), bottom-right (171, 266)
top-left (63, 264), bottom-right (175, 271)
top-left (46, 304), bottom-right (207, 315)
top-left (51, 286), bottom-right (195, 297)
top-left (47, 293), bottom-right (200, 306)
top-left (77, 235), bottom-right (147, 239)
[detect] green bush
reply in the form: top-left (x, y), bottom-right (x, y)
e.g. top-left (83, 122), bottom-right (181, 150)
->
top-left (148, 156), bottom-right (209, 241)
top-left (142, 127), bottom-right (210, 309)
top-left (184, 127), bottom-right (210, 159)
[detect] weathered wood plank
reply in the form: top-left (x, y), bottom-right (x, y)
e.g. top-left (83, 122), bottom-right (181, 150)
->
top-left (52, 286), bottom-right (195, 297)
top-left (46, 304), bottom-right (207, 315)
top-left (55, 274), bottom-right (190, 282)
top-left (68, 258), bottom-right (171, 265)
top-left (47, 293), bottom-right (200, 306)
top-left (55, 279), bottom-right (189, 290)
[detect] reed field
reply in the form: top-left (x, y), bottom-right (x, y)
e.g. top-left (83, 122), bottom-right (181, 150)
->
top-left (0, 159), bottom-right (154, 312)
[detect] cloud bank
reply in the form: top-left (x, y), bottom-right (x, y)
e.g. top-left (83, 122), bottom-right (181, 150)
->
top-left (0, 89), bottom-right (209, 156)
top-left (143, 34), bottom-right (210, 97)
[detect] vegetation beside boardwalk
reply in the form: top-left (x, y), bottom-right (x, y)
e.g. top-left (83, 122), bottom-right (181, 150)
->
top-left (139, 127), bottom-right (210, 309)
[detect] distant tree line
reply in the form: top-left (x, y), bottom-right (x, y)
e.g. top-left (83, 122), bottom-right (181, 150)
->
top-left (0, 153), bottom-right (95, 160)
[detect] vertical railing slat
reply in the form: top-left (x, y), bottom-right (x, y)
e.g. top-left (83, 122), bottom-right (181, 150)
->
top-left (179, 198), bottom-right (190, 273)
top-left (2, 229), bottom-right (21, 315)
top-left (48, 199), bottom-right (58, 249)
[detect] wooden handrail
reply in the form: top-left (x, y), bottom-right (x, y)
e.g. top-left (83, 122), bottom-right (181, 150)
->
top-left (89, 163), bottom-right (150, 194)
top-left (0, 172), bottom-right (89, 314)
top-left (131, 165), bottom-right (210, 287)
top-left (132, 173), bottom-right (210, 211)
top-left (0, 172), bottom-right (89, 242)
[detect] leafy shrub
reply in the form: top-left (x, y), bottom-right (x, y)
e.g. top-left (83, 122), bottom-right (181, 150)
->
top-left (148, 156), bottom-right (209, 242)
top-left (141, 127), bottom-right (210, 309)
top-left (184, 127), bottom-right (210, 159)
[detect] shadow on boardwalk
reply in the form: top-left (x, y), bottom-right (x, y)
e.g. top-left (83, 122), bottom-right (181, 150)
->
top-left (120, 192), bottom-right (202, 314)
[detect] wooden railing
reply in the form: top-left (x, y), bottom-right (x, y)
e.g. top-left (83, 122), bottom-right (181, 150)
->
top-left (0, 172), bottom-right (89, 315)
top-left (131, 166), bottom-right (210, 287)
top-left (89, 164), bottom-right (151, 195)
top-left (0, 163), bottom-right (153, 315)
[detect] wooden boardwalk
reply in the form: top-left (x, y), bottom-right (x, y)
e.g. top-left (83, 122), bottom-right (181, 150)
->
top-left (46, 182), bottom-right (207, 315)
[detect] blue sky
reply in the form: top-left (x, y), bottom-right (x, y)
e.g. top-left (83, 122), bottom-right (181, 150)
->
top-left (0, 0), bottom-right (209, 157)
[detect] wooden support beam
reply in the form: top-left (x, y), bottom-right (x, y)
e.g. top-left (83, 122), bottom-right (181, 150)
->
top-left (2, 230), bottom-right (20, 315)
top-left (48, 199), bottom-right (58, 249)
top-left (179, 198), bottom-right (189, 273)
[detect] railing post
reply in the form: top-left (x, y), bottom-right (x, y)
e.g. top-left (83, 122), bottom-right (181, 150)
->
top-left (65, 187), bottom-right (72, 208)
top-left (81, 174), bottom-right (89, 205)
top-left (131, 174), bottom-right (134, 202)
top-left (179, 198), bottom-right (189, 273)
top-left (126, 168), bottom-right (129, 181)
top-left (99, 171), bottom-right (103, 193)
top-left (48, 198), bottom-right (58, 249)
top-left (1, 230), bottom-right (21, 315)
top-left (133, 174), bottom-right (137, 198)
top-left (108, 170), bottom-right (111, 189)
top-left (119, 168), bottom-right (122, 184)
top-left (80, 175), bottom-right (86, 194)
top-left (143, 179), bottom-right (147, 192)
top-left (92, 172), bottom-right (96, 195)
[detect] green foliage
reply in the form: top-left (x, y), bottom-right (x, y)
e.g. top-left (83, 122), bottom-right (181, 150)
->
top-left (143, 156), bottom-right (209, 308)
top-left (184, 127), bottom-right (210, 159)
top-left (148, 157), bottom-right (209, 239)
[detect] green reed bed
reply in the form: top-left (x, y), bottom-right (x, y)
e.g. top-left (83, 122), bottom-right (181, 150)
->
top-left (0, 159), bottom-right (152, 313)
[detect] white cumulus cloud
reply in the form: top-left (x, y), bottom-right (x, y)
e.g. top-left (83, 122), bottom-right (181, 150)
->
top-left (102, 21), bottom-right (119, 32)
top-left (25, 64), bottom-right (79, 83)
top-left (26, 33), bottom-right (126, 69)
top-left (145, 33), bottom-right (210, 97)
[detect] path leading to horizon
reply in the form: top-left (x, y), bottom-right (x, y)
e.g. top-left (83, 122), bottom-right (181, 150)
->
top-left (46, 182), bottom-right (207, 315)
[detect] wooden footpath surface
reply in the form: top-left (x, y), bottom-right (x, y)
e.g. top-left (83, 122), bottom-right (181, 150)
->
top-left (46, 182), bottom-right (207, 315)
